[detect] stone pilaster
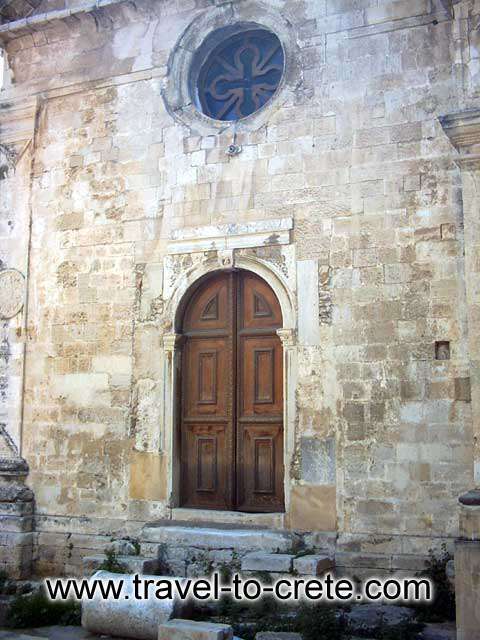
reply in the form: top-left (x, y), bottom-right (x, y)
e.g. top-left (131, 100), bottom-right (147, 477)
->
top-left (0, 457), bottom-right (33, 579)
top-left (162, 333), bottom-right (183, 506)
top-left (455, 491), bottom-right (480, 640)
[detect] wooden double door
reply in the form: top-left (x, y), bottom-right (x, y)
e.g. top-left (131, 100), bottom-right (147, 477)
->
top-left (180, 270), bottom-right (284, 512)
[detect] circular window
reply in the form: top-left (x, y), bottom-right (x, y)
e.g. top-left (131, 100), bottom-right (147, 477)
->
top-left (162, 5), bottom-right (302, 135)
top-left (195, 29), bottom-right (285, 122)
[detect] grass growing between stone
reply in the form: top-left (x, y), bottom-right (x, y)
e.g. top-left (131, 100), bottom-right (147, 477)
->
top-left (194, 595), bottom-right (352, 640)
top-left (98, 547), bottom-right (127, 574)
top-left (0, 571), bottom-right (7, 593)
top-left (195, 597), bottom-right (426, 640)
top-left (4, 589), bottom-right (81, 629)
top-left (414, 545), bottom-right (456, 623)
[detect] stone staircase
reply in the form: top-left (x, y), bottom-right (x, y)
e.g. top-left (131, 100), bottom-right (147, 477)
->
top-left (82, 538), bottom-right (160, 576)
top-left (82, 521), bottom-right (336, 579)
top-left (141, 520), bottom-right (335, 579)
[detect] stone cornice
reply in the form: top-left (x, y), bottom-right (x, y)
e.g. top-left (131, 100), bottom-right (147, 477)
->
top-left (0, 456), bottom-right (29, 478)
top-left (0, 0), bottom-right (43, 24)
top-left (168, 218), bottom-right (294, 255)
top-left (0, 0), bottom-right (127, 42)
top-left (0, 95), bottom-right (37, 145)
top-left (440, 109), bottom-right (480, 169)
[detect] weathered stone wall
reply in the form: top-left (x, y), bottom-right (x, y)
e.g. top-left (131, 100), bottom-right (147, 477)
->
top-left (0, 99), bottom-right (35, 456)
top-left (0, 0), bottom-right (478, 576)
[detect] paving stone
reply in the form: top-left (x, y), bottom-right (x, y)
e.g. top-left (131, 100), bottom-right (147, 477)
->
top-left (255, 634), bottom-right (303, 640)
top-left (417, 622), bottom-right (456, 640)
top-left (0, 628), bottom-right (130, 639)
top-left (241, 553), bottom-right (294, 573)
top-left (292, 554), bottom-right (333, 575)
top-left (346, 604), bottom-right (416, 634)
top-left (158, 619), bottom-right (233, 640)
top-left (0, 636), bottom-right (48, 640)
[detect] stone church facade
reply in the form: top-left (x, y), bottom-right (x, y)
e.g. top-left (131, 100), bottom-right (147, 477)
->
top-left (0, 0), bottom-right (480, 580)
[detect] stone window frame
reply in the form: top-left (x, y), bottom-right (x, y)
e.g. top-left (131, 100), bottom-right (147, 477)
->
top-left (162, 1), bottom-right (302, 136)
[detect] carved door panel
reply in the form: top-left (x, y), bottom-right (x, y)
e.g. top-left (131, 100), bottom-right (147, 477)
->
top-left (180, 272), bottom-right (234, 509)
top-left (236, 272), bottom-right (284, 512)
top-left (180, 270), bottom-right (284, 512)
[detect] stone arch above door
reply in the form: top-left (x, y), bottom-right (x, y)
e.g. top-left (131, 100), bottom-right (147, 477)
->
top-left (167, 252), bottom-right (296, 335)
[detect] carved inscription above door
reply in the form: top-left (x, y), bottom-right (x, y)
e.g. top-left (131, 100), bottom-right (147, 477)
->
top-left (179, 270), bottom-right (284, 512)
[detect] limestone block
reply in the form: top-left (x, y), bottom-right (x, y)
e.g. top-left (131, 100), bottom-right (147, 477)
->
top-left (82, 555), bottom-right (159, 576)
top-left (109, 539), bottom-right (139, 556)
top-left (345, 605), bottom-right (416, 635)
top-left (158, 619), bottom-right (233, 640)
top-left (0, 500), bottom-right (33, 516)
top-left (419, 622), bottom-right (456, 640)
top-left (455, 541), bottom-right (480, 640)
top-left (241, 553), bottom-right (294, 573)
top-left (130, 451), bottom-right (167, 502)
top-left (255, 634), bottom-right (303, 640)
top-left (459, 503), bottom-right (480, 540)
top-left (300, 438), bottom-right (335, 485)
top-left (0, 514), bottom-right (33, 532)
top-left (454, 378), bottom-right (471, 402)
top-left (288, 485), bottom-right (336, 532)
top-left (292, 554), bottom-right (333, 576)
top-left (297, 259), bottom-right (320, 346)
top-left (445, 559), bottom-right (455, 589)
top-left (81, 571), bottom-right (189, 640)
top-left (142, 524), bottom-right (293, 552)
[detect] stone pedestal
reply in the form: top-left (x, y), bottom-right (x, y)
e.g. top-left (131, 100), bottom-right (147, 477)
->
top-left (455, 491), bottom-right (480, 640)
top-left (0, 457), bottom-right (34, 579)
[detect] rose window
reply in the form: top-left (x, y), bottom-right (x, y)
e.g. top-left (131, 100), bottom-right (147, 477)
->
top-left (197, 29), bottom-right (285, 121)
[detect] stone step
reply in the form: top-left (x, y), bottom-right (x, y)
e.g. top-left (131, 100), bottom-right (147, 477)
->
top-left (293, 554), bottom-right (334, 575)
top-left (159, 619), bottom-right (233, 640)
top-left (142, 521), bottom-right (296, 553)
top-left (255, 634), bottom-right (303, 640)
top-left (241, 552), bottom-right (334, 576)
top-left (82, 554), bottom-right (159, 576)
top-left (241, 552), bottom-right (295, 573)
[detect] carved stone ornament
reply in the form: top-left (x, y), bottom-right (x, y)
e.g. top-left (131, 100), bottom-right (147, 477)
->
top-left (0, 269), bottom-right (25, 319)
top-left (277, 328), bottom-right (296, 347)
top-left (163, 333), bottom-right (183, 353)
top-left (218, 249), bottom-right (234, 268)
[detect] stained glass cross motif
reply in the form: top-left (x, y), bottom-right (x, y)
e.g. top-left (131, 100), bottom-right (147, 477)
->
top-left (198, 30), bottom-right (285, 121)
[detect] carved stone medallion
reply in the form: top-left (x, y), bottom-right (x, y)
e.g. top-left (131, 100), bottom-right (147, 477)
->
top-left (0, 269), bottom-right (25, 319)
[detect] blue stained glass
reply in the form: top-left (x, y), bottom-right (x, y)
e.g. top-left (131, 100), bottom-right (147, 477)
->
top-left (197, 29), bottom-right (285, 121)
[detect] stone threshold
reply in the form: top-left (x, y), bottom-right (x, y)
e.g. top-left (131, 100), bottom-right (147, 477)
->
top-left (141, 520), bottom-right (296, 552)
top-left (168, 507), bottom-right (285, 529)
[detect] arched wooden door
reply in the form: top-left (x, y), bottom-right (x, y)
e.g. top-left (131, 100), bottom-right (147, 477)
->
top-left (179, 270), bottom-right (284, 512)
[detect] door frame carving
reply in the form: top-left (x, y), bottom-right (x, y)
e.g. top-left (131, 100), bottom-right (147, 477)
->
top-left (161, 253), bottom-right (297, 522)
